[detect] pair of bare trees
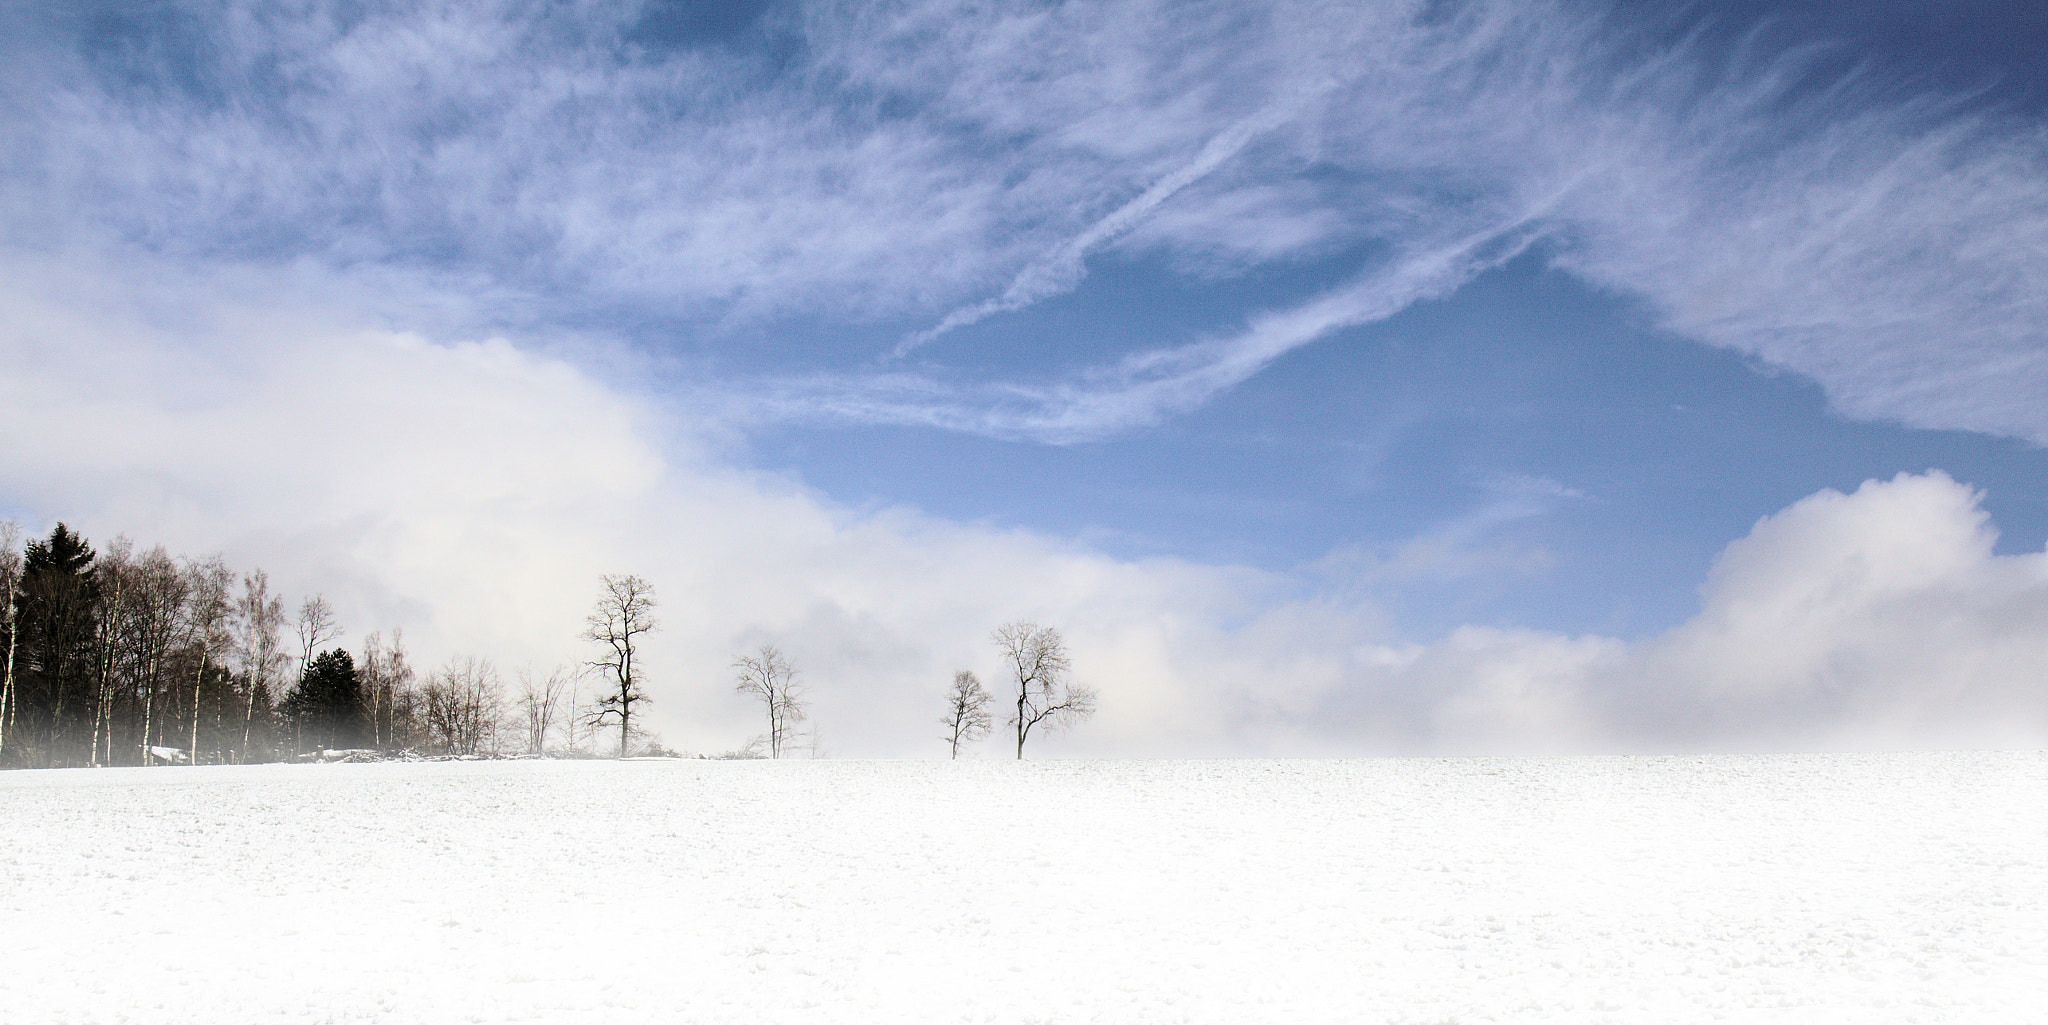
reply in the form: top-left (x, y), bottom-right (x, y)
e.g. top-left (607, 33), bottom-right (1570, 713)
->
top-left (731, 644), bottom-right (808, 758)
top-left (943, 620), bottom-right (1096, 758)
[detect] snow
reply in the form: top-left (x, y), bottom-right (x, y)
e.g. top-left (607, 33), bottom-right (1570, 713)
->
top-left (2, 752), bottom-right (2042, 1023)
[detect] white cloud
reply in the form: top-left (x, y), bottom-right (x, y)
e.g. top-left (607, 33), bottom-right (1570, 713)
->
top-left (894, 101), bottom-right (1310, 355)
top-left (10, 1), bottom-right (2043, 443)
top-left (758, 211), bottom-right (1549, 442)
top-left (0, 244), bottom-right (1375, 757)
top-left (6, 247), bottom-right (2040, 756)
top-left (1616, 471), bottom-right (2048, 748)
top-left (1303, 471), bottom-right (2048, 752)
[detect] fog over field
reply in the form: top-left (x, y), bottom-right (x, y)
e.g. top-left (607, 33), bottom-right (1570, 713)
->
top-left (5, 754), bottom-right (2042, 1023)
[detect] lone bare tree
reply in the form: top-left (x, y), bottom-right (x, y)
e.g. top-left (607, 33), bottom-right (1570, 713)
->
top-left (993, 620), bottom-right (1096, 759)
top-left (732, 644), bottom-right (806, 758)
top-left (583, 574), bottom-right (656, 758)
top-left (940, 669), bottom-right (991, 758)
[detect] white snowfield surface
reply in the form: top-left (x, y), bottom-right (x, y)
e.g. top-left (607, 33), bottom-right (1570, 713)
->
top-left (3, 754), bottom-right (2042, 1024)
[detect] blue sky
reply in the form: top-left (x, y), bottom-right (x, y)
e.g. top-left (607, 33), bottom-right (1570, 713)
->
top-left (3, 0), bottom-right (2046, 755)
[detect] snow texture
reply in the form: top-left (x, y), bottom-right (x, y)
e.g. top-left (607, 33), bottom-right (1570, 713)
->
top-left (2, 753), bottom-right (2042, 1023)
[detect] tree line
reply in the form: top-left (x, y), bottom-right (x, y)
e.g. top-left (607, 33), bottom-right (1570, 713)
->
top-left (0, 522), bottom-right (1097, 769)
top-left (0, 522), bottom-right (597, 768)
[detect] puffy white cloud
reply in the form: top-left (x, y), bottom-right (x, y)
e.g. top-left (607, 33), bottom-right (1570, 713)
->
top-left (1617, 472), bottom-right (2048, 748)
top-left (1301, 471), bottom-right (2048, 752)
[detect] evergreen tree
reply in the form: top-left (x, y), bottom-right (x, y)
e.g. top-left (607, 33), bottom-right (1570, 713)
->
top-left (285, 648), bottom-right (367, 753)
top-left (9, 525), bottom-right (101, 766)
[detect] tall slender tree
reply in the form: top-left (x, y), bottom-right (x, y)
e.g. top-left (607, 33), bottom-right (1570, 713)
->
top-left (181, 556), bottom-right (234, 764)
top-left (0, 520), bottom-right (23, 763)
top-left (582, 574), bottom-right (656, 758)
top-left (294, 595), bottom-right (340, 686)
top-left (127, 546), bottom-right (188, 764)
top-left (233, 570), bottom-right (287, 762)
top-left (88, 537), bottom-right (136, 767)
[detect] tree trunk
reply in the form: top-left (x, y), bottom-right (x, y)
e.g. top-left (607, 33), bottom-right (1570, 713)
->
top-left (240, 679), bottom-right (259, 764)
top-left (91, 676), bottom-right (109, 767)
top-left (139, 664), bottom-right (154, 764)
top-left (1, 622), bottom-right (17, 762)
top-left (189, 658), bottom-right (205, 765)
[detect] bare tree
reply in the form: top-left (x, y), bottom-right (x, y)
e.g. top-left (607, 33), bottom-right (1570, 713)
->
top-left (182, 556), bottom-right (235, 764)
top-left (421, 655), bottom-right (504, 756)
top-left (294, 595), bottom-right (340, 686)
top-left (561, 670), bottom-right (587, 755)
top-left (357, 628), bottom-right (419, 751)
top-left (0, 520), bottom-right (23, 762)
top-left (732, 644), bottom-right (807, 758)
top-left (283, 595), bottom-right (343, 757)
top-left (126, 546), bottom-right (188, 765)
top-left (87, 537), bottom-right (136, 767)
top-left (993, 620), bottom-right (1097, 759)
top-left (940, 669), bottom-right (992, 759)
top-left (233, 570), bottom-right (288, 763)
top-left (582, 574), bottom-right (657, 758)
top-left (516, 664), bottom-right (574, 755)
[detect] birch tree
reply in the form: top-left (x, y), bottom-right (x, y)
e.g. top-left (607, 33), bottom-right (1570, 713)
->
top-left (182, 556), bottom-right (234, 764)
top-left (232, 570), bottom-right (288, 762)
top-left (732, 644), bottom-right (806, 758)
top-left (582, 574), bottom-right (656, 758)
top-left (356, 630), bottom-right (419, 750)
top-left (294, 595), bottom-right (340, 688)
top-left (993, 620), bottom-right (1097, 759)
top-left (88, 537), bottom-right (135, 767)
top-left (0, 521), bottom-right (22, 763)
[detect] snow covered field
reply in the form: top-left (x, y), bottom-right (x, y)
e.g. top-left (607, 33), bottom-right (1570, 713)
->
top-left (3, 753), bottom-right (2042, 1024)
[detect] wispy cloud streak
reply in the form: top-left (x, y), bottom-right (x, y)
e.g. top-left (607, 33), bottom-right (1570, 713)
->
top-left (4, 0), bottom-right (2044, 442)
top-left (893, 103), bottom-right (1303, 357)
top-left (774, 180), bottom-right (1567, 442)
top-left (760, 233), bottom-right (1513, 440)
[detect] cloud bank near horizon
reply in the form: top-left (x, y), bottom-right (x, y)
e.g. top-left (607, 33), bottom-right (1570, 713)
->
top-left (4, 253), bottom-right (2042, 756)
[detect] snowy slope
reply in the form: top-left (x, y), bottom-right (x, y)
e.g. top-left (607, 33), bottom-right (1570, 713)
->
top-left (2, 753), bottom-right (2042, 1024)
